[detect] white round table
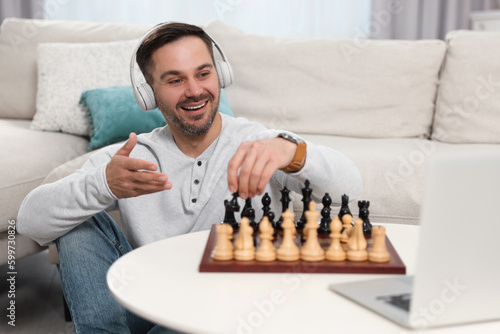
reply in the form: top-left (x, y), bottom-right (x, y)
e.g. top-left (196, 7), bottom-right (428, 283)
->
top-left (106, 224), bottom-right (499, 334)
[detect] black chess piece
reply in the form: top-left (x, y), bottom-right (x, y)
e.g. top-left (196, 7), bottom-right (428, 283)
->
top-left (261, 193), bottom-right (276, 234)
top-left (276, 187), bottom-right (291, 231)
top-left (358, 200), bottom-right (372, 235)
top-left (296, 179), bottom-right (312, 232)
top-left (223, 192), bottom-right (240, 230)
top-left (338, 194), bottom-right (353, 220)
top-left (242, 198), bottom-right (258, 233)
top-left (318, 193), bottom-right (332, 235)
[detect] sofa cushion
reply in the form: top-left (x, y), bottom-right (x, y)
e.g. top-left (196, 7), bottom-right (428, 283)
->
top-left (81, 86), bottom-right (234, 150)
top-left (298, 134), bottom-right (500, 225)
top-left (0, 120), bottom-right (88, 232)
top-left (0, 18), bottom-right (152, 120)
top-left (432, 30), bottom-right (500, 144)
top-left (31, 40), bottom-right (141, 135)
top-left (205, 21), bottom-right (446, 139)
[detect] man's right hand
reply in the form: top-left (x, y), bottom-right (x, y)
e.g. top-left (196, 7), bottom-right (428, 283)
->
top-left (106, 133), bottom-right (172, 198)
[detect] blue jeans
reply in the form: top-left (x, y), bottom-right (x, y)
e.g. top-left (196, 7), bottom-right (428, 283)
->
top-left (56, 211), bottom-right (183, 334)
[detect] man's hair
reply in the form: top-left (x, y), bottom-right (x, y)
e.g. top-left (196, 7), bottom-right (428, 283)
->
top-left (136, 22), bottom-right (215, 84)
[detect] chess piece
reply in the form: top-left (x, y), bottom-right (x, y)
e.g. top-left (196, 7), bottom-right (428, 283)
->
top-left (368, 226), bottom-right (390, 263)
top-left (296, 179), bottom-right (312, 231)
top-left (261, 193), bottom-right (277, 235)
top-left (223, 192), bottom-right (240, 231)
top-left (346, 218), bottom-right (368, 261)
top-left (241, 198), bottom-right (257, 233)
top-left (234, 217), bottom-right (255, 261)
top-left (338, 194), bottom-right (353, 221)
top-left (358, 200), bottom-right (372, 235)
top-left (325, 215), bottom-right (346, 261)
top-left (318, 193), bottom-right (332, 235)
top-left (276, 209), bottom-right (300, 261)
top-left (276, 187), bottom-right (291, 231)
top-left (340, 214), bottom-right (353, 243)
top-left (300, 202), bottom-right (325, 262)
top-left (212, 223), bottom-right (234, 261)
top-left (255, 216), bottom-right (277, 262)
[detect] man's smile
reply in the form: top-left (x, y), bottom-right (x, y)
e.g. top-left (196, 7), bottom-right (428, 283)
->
top-left (181, 100), bottom-right (207, 111)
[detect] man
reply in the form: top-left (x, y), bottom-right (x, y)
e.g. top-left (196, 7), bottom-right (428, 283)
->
top-left (17, 22), bottom-right (362, 333)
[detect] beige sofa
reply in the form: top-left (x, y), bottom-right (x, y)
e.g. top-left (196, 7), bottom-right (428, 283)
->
top-left (2, 18), bottom-right (500, 265)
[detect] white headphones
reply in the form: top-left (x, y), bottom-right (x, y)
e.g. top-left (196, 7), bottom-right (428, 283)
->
top-left (130, 23), bottom-right (233, 111)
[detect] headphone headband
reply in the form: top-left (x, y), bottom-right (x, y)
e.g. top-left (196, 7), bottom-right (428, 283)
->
top-left (130, 22), bottom-right (233, 111)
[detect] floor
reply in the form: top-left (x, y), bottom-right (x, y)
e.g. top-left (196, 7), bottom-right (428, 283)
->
top-left (0, 250), bottom-right (74, 334)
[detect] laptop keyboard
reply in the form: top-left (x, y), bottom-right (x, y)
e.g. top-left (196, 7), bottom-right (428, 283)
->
top-left (376, 293), bottom-right (412, 312)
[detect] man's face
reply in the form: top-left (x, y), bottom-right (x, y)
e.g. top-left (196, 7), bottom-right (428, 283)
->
top-left (150, 36), bottom-right (220, 137)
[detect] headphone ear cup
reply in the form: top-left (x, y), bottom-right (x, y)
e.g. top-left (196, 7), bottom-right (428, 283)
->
top-left (134, 82), bottom-right (157, 111)
top-left (215, 60), bottom-right (233, 88)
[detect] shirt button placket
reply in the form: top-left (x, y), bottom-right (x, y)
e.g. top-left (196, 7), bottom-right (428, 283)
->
top-left (192, 160), bottom-right (204, 204)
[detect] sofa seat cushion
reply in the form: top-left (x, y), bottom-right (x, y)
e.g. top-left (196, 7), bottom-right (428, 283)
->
top-left (0, 120), bottom-right (88, 231)
top-left (299, 134), bottom-right (500, 224)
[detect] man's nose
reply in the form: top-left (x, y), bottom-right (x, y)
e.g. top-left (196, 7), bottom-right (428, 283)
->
top-left (185, 79), bottom-right (203, 97)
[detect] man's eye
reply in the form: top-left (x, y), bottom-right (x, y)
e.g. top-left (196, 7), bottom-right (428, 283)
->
top-left (199, 72), bottom-right (210, 78)
top-left (169, 79), bottom-right (182, 84)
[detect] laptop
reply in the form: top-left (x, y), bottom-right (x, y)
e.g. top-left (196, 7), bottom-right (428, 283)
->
top-left (329, 153), bottom-right (500, 329)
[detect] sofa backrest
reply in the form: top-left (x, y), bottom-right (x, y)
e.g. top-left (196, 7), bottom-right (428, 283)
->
top-left (432, 29), bottom-right (500, 144)
top-left (205, 21), bottom-right (447, 139)
top-left (0, 18), bottom-right (152, 120)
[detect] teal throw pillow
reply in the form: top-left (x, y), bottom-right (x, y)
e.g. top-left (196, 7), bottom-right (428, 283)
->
top-left (80, 86), bottom-right (233, 150)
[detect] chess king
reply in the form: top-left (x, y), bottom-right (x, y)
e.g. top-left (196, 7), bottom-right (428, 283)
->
top-left (17, 22), bottom-right (363, 333)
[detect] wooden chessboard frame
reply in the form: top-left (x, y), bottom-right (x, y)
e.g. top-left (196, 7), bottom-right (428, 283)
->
top-left (199, 224), bottom-right (406, 274)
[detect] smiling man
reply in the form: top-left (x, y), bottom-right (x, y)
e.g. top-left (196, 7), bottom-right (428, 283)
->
top-left (18, 23), bottom-right (362, 333)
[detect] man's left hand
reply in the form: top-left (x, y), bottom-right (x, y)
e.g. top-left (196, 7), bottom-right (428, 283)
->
top-left (227, 138), bottom-right (297, 199)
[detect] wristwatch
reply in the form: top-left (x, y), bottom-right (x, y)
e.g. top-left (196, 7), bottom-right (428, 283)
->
top-left (277, 133), bottom-right (307, 173)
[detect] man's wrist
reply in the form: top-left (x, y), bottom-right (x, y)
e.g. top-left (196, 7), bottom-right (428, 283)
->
top-left (277, 133), bottom-right (307, 173)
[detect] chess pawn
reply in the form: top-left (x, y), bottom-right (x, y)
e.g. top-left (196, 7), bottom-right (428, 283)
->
top-left (255, 216), bottom-right (277, 262)
top-left (368, 226), bottom-right (390, 263)
top-left (325, 216), bottom-right (346, 261)
top-left (318, 193), bottom-right (332, 235)
top-left (212, 223), bottom-right (234, 261)
top-left (300, 202), bottom-right (325, 262)
top-left (340, 214), bottom-right (353, 243)
top-left (346, 218), bottom-right (368, 261)
top-left (277, 209), bottom-right (300, 261)
top-left (234, 217), bottom-right (255, 261)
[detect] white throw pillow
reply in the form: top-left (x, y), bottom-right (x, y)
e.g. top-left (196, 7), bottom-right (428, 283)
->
top-left (432, 30), bottom-right (500, 144)
top-left (32, 40), bottom-right (141, 135)
top-left (205, 21), bottom-right (446, 139)
top-left (0, 18), bottom-right (151, 120)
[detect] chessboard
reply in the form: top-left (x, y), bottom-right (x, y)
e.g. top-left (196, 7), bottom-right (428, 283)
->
top-left (199, 181), bottom-right (405, 274)
top-left (199, 225), bottom-right (406, 274)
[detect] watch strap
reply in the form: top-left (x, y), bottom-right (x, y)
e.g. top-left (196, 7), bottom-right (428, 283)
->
top-left (280, 141), bottom-right (307, 173)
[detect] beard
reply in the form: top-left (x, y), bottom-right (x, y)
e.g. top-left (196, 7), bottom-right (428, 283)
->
top-left (157, 89), bottom-right (220, 137)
